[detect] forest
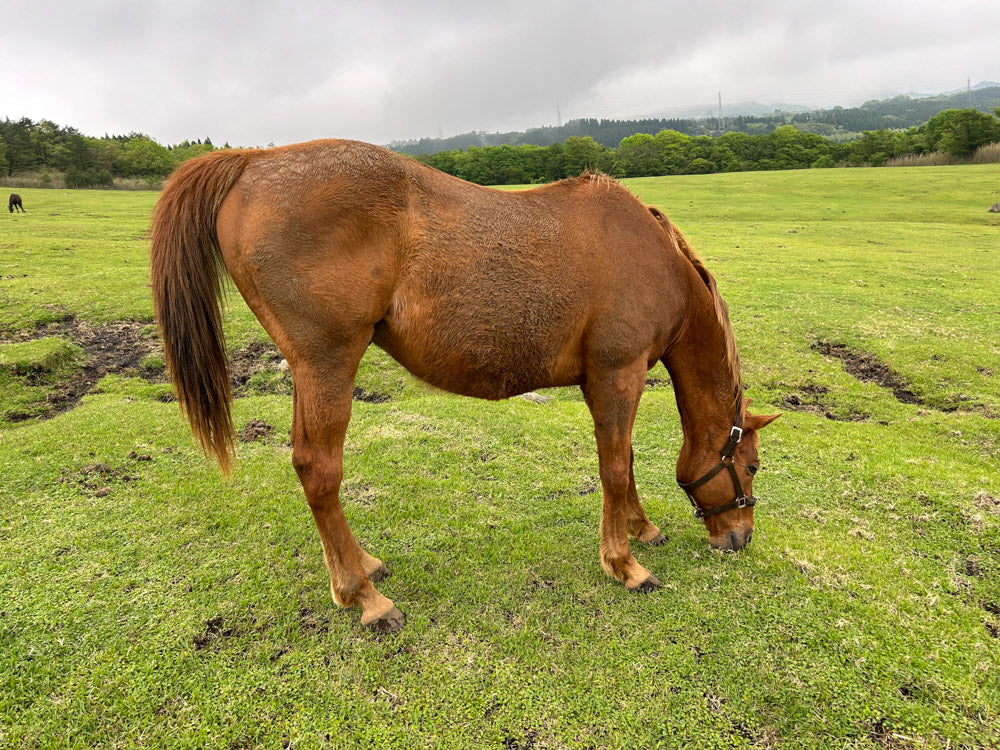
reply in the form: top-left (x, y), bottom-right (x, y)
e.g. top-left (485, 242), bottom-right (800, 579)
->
top-left (391, 85), bottom-right (1000, 153)
top-left (2, 94), bottom-right (999, 189)
top-left (0, 119), bottom-right (221, 187)
top-left (413, 107), bottom-right (1000, 185)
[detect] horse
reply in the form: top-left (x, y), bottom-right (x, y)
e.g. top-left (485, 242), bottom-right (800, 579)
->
top-left (8, 193), bottom-right (24, 213)
top-left (150, 139), bottom-right (779, 632)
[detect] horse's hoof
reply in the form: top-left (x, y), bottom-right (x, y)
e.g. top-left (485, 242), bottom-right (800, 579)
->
top-left (368, 563), bottom-right (391, 582)
top-left (645, 532), bottom-right (667, 546)
top-left (363, 605), bottom-right (405, 633)
top-left (627, 573), bottom-right (662, 593)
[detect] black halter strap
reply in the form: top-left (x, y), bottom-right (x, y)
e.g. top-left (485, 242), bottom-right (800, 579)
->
top-left (677, 399), bottom-right (755, 519)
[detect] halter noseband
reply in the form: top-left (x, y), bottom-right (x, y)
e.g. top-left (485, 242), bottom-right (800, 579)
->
top-left (677, 401), bottom-right (755, 519)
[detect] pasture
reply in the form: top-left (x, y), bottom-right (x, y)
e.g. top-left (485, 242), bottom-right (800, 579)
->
top-left (1, 165), bottom-right (998, 748)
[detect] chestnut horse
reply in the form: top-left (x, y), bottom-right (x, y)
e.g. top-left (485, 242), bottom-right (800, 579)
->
top-left (150, 139), bottom-right (778, 632)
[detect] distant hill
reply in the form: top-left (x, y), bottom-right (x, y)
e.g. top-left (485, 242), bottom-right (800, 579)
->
top-left (390, 85), bottom-right (1000, 155)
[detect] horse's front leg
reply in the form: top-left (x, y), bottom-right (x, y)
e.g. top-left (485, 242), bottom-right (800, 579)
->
top-left (584, 359), bottom-right (662, 592)
top-left (627, 447), bottom-right (667, 545)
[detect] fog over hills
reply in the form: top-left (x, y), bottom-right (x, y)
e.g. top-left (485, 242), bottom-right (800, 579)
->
top-left (391, 83), bottom-right (1000, 155)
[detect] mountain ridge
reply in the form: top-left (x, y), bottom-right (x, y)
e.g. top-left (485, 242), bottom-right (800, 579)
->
top-left (391, 84), bottom-right (1000, 155)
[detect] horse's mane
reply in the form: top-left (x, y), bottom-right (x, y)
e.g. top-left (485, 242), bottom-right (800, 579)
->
top-left (648, 207), bottom-right (743, 404)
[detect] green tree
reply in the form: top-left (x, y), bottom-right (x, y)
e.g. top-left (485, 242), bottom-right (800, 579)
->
top-left (922, 108), bottom-right (1000, 157)
top-left (114, 136), bottom-right (175, 177)
top-left (617, 133), bottom-right (662, 176)
top-left (654, 130), bottom-right (693, 174)
top-left (562, 136), bottom-right (605, 175)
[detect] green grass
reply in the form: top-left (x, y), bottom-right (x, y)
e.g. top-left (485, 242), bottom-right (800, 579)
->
top-left (0, 337), bottom-right (85, 421)
top-left (2, 168), bottom-right (999, 748)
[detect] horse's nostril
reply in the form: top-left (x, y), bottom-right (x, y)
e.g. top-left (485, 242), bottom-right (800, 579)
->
top-left (727, 529), bottom-right (752, 551)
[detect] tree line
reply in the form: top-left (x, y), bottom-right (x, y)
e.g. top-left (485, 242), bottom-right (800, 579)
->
top-left (391, 86), bottom-right (1000, 154)
top-left (0, 118), bottom-right (222, 187)
top-left (2, 107), bottom-right (998, 189)
top-left (413, 108), bottom-right (1000, 185)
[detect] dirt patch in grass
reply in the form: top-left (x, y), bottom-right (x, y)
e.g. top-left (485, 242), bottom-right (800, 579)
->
top-left (230, 341), bottom-right (284, 393)
top-left (974, 491), bottom-right (999, 514)
top-left (298, 606), bottom-right (330, 635)
top-left (353, 386), bottom-right (391, 403)
top-left (3, 320), bottom-right (394, 422)
top-left (192, 616), bottom-right (236, 650)
top-left (3, 317), bottom-right (164, 419)
top-left (237, 419), bottom-right (274, 443)
top-left (230, 343), bottom-right (391, 403)
top-left (59, 458), bottom-right (143, 496)
top-left (813, 341), bottom-right (923, 405)
top-left (776, 383), bottom-right (869, 422)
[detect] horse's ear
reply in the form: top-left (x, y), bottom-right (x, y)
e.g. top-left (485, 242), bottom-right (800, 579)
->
top-left (746, 412), bottom-right (781, 431)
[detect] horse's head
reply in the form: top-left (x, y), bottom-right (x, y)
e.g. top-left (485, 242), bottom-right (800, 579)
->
top-left (677, 410), bottom-right (780, 551)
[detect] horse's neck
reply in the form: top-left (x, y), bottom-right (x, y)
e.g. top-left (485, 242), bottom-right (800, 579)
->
top-left (662, 289), bottom-right (741, 447)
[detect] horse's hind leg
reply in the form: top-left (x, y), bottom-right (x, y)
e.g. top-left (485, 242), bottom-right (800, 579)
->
top-left (290, 338), bottom-right (403, 633)
top-left (584, 358), bottom-right (662, 592)
top-left (626, 448), bottom-right (666, 545)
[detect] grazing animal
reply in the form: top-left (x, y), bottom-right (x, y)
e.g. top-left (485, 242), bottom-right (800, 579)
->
top-left (150, 139), bottom-right (779, 632)
top-left (8, 193), bottom-right (24, 213)
top-left (989, 202), bottom-right (1000, 213)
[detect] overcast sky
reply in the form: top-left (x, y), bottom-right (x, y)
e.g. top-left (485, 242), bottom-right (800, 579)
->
top-left (4, 0), bottom-right (999, 147)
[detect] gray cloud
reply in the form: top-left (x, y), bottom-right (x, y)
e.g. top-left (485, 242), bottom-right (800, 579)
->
top-left (3, 0), bottom-right (998, 147)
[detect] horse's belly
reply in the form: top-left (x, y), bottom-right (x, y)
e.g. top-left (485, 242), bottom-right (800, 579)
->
top-left (372, 312), bottom-right (583, 400)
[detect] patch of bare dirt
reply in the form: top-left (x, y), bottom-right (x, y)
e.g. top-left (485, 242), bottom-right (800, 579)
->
top-left (776, 383), bottom-right (868, 422)
top-left (229, 341), bottom-right (283, 392)
top-left (298, 606), bottom-right (330, 635)
top-left (813, 341), bottom-right (923, 405)
top-left (192, 616), bottom-right (236, 650)
top-left (4, 317), bottom-right (165, 418)
top-left (353, 386), bottom-right (391, 403)
top-left (237, 419), bottom-right (273, 443)
top-left (59, 459), bottom-right (140, 497)
top-left (975, 491), bottom-right (999, 513)
top-left (7, 320), bottom-right (393, 419)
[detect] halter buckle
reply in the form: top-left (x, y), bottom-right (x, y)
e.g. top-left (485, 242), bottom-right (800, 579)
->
top-left (729, 426), bottom-right (743, 444)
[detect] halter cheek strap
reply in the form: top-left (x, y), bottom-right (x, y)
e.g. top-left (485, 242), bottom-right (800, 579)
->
top-left (677, 408), bottom-right (755, 519)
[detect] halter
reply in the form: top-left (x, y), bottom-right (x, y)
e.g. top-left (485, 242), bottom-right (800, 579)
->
top-left (676, 398), bottom-right (755, 519)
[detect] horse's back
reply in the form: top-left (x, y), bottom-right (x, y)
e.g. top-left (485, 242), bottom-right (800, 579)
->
top-left (215, 140), bottom-right (689, 398)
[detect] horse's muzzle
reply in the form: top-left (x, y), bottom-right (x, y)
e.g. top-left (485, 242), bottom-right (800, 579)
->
top-left (710, 528), bottom-right (753, 552)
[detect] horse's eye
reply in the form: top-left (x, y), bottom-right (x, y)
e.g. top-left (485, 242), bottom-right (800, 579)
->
top-left (747, 464), bottom-right (759, 476)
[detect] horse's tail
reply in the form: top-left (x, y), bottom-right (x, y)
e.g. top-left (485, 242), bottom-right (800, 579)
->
top-left (150, 149), bottom-right (254, 474)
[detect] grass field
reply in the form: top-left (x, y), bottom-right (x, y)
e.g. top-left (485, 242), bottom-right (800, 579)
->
top-left (2, 165), bottom-right (999, 748)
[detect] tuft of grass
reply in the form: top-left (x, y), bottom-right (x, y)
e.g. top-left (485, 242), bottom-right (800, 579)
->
top-left (0, 337), bottom-right (84, 421)
top-left (0, 336), bottom-right (82, 375)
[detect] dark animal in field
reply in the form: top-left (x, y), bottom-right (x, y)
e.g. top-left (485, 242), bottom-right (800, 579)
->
top-left (8, 193), bottom-right (24, 213)
top-left (150, 139), bottom-right (779, 632)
